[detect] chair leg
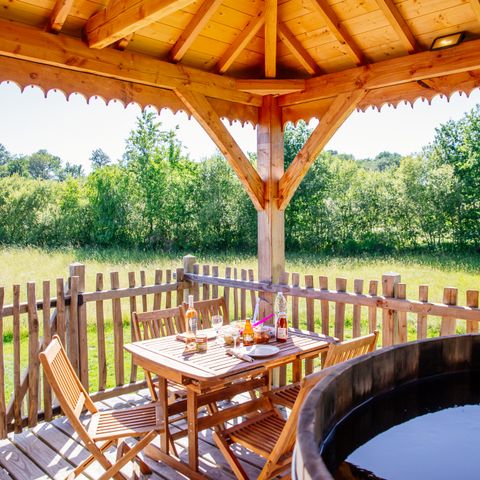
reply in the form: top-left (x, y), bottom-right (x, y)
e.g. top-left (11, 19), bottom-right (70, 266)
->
top-left (70, 440), bottom-right (115, 478)
top-left (212, 431), bottom-right (249, 480)
top-left (117, 440), bottom-right (152, 475)
top-left (98, 431), bottom-right (158, 480)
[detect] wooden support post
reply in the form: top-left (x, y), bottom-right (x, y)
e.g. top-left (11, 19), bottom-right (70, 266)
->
top-left (183, 255), bottom-right (196, 304)
top-left (257, 95), bottom-right (285, 320)
top-left (382, 273), bottom-right (400, 347)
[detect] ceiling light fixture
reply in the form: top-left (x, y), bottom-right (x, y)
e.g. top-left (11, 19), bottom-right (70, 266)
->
top-left (430, 32), bottom-right (465, 51)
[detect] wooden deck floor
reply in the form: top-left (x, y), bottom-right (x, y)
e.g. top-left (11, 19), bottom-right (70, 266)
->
top-left (0, 389), bottom-right (266, 479)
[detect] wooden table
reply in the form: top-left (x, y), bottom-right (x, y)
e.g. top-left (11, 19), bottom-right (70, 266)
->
top-left (125, 328), bottom-right (335, 479)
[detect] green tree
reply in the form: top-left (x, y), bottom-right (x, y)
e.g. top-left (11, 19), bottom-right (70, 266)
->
top-left (27, 149), bottom-right (63, 180)
top-left (425, 104), bottom-right (480, 245)
top-left (90, 148), bottom-right (111, 170)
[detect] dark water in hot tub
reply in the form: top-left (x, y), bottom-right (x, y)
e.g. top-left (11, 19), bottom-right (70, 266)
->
top-left (321, 370), bottom-right (480, 480)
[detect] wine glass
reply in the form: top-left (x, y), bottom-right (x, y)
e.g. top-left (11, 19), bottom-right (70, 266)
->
top-left (231, 325), bottom-right (240, 351)
top-left (212, 315), bottom-right (223, 344)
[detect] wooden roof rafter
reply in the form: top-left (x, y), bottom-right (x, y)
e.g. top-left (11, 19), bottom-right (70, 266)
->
top-left (375, 0), bottom-right (420, 53)
top-left (278, 24), bottom-right (323, 76)
top-left (169, 0), bottom-right (223, 63)
top-left (309, 0), bottom-right (366, 66)
top-left (216, 11), bottom-right (265, 74)
top-left (85, 0), bottom-right (197, 49)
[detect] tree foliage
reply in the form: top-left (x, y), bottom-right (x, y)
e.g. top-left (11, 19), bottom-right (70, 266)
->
top-left (0, 105), bottom-right (479, 252)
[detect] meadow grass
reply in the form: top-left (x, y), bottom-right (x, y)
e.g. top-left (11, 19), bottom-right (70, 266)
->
top-left (1, 245), bottom-right (479, 396)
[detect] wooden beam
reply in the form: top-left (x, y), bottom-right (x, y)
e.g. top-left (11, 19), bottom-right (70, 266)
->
top-left (216, 11), bottom-right (265, 74)
top-left (375, 0), bottom-right (420, 53)
top-left (236, 79), bottom-right (305, 95)
top-left (175, 88), bottom-right (265, 210)
top-left (85, 0), bottom-right (196, 49)
top-left (278, 37), bottom-right (480, 107)
top-left (0, 18), bottom-right (262, 107)
top-left (278, 89), bottom-right (367, 210)
top-left (0, 55), bottom-right (259, 126)
top-left (265, 0), bottom-right (278, 78)
top-left (48, 0), bottom-right (74, 33)
top-left (470, 0), bottom-right (480, 24)
top-left (278, 24), bottom-right (322, 76)
top-left (309, 0), bottom-right (365, 66)
top-left (170, 0), bottom-right (222, 63)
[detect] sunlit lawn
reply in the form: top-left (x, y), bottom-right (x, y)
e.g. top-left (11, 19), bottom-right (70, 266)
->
top-left (1, 246), bottom-right (479, 398)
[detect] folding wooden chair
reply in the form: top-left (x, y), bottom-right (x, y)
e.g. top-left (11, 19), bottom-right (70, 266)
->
top-left (193, 297), bottom-right (229, 328)
top-left (132, 306), bottom-right (187, 403)
top-left (213, 370), bottom-right (328, 480)
top-left (40, 335), bottom-right (163, 480)
top-left (268, 331), bottom-right (379, 409)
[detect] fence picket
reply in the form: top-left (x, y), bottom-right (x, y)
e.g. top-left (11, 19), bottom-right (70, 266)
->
top-left (353, 279), bottom-right (363, 338)
top-left (305, 275), bottom-right (315, 375)
top-left (335, 278), bottom-right (347, 341)
top-left (166, 269), bottom-right (172, 308)
top-left (368, 280), bottom-right (378, 333)
top-left (291, 273), bottom-right (300, 329)
top-left (96, 273), bottom-right (107, 391)
top-left (153, 269), bottom-right (163, 310)
top-left (140, 271), bottom-right (148, 312)
top-left (42, 281), bottom-right (52, 422)
top-left (56, 278), bottom-right (66, 346)
top-left (417, 285), bottom-right (429, 339)
top-left (248, 269), bottom-right (256, 312)
top-left (440, 287), bottom-right (458, 336)
top-left (27, 282), bottom-right (39, 428)
top-left (233, 268), bottom-right (239, 320)
top-left (13, 284), bottom-right (22, 432)
top-left (466, 290), bottom-right (479, 333)
top-left (212, 266), bottom-right (219, 300)
top-left (241, 269), bottom-right (247, 319)
top-left (396, 283), bottom-right (407, 344)
top-left (203, 265), bottom-right (210, 300)
top-left (319, 276), bottom-right (329, 336)
top-left (128, 272), bottom-right (138, 383)
top-left (111, 272), bottom-right (124, 386)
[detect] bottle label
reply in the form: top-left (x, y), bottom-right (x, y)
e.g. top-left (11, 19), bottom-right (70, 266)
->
top-left (244, 333), bottom-right (254, 344)
top-left (277, 328), bottom-right (287, 339)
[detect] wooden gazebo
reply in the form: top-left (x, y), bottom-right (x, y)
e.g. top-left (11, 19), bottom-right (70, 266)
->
top-left (1, 0), bottom-right (480, 287)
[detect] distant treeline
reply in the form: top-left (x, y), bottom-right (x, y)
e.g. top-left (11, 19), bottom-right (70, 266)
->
top-left (0, 106), bottom-right (479, 253)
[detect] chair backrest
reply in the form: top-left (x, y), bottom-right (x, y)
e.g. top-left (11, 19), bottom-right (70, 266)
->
top-left (193, 297), bottom-right (229, 329)
top-left (132, 306), bottom-right (186, 341)
top-left (265, 370), bottom-right (329, 474)
top-left (323, 331), bottom-right (379, 369)
top-left (39, 336), bottom-right (97, 442)
top-left (266, 333), bottom-right (379, 470)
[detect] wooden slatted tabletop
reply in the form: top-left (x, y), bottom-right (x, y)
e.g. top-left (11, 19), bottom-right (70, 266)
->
top-left (125, 328), bottom-right (336, 387)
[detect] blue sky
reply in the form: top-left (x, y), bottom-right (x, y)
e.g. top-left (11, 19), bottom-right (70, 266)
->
top-left (0, 81), bottom-right (479, 172)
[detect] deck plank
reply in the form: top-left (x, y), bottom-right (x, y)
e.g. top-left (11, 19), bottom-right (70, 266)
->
top-left (11, 430), bottom-right (80, 480)
top-left (0, 467), bottom-right (13, 480)
top-left (0, 438), bottom-right (49, 479)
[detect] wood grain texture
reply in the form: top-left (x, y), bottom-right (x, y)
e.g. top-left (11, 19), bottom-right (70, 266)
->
top-left (175, 88), bottom-right (265, 210)
top-left (85, 0), bottom-right (197, 48)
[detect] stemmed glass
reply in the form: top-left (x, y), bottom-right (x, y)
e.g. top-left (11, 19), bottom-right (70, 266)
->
top-left (212, 315), bottom-right (223, 344)
top-left (231, 325), bottom-right (240, 351)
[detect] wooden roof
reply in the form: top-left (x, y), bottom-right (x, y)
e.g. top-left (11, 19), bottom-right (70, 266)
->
top-left (1, 0), bottom-right (480, 126)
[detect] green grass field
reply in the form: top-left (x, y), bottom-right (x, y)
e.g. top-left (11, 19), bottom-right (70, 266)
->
top-left (1, 246), bottom-right (479, 397)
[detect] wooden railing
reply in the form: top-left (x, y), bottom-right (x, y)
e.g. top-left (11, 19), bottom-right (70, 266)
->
top-left (0, 255), bottom-right (479, 437)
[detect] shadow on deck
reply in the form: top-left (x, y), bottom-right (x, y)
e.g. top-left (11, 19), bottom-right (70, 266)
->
top-left (0, 389), bottom-right (265, 479)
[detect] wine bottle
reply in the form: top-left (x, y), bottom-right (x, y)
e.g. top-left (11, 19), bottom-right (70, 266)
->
top-left (275, 292), bottom-right (288, 343)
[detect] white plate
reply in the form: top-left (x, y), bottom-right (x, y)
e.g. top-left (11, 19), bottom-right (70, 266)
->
top-left (177, 328), bottom-right (217, 341)
top-left (239, 345), bottom-right (279, 357)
